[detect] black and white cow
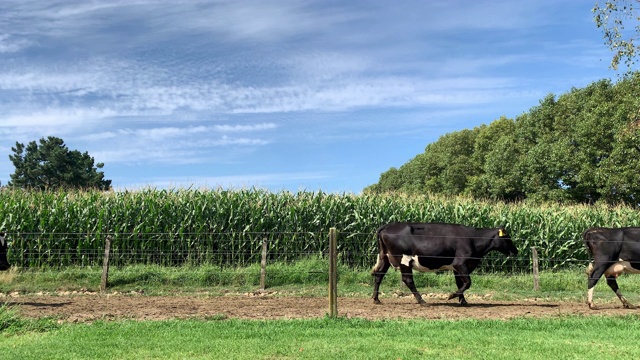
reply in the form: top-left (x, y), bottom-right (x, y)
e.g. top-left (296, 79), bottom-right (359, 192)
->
top-left (372, 222), bottom-right (518, 306)
top-left (583, 227), bottom-right (640, 309)
top-left (0, 232), bottom-right (9, 271)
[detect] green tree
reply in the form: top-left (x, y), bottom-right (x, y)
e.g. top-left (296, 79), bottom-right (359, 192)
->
top-left (421, 129), bottom-right (478, 195)
top-left (467, 117), bottom-right (523, 201)
top-left (599, 122), bottom-right (640, 202)
top-left (482, 136), bottom-right (525, 201)
top-left (511, 94), bottom-right (571, 202)
top-left (365, 153), bottom-right (428, 194)
top-left (593, 0), bottom-right (640, 71)
top-left (465, 116), bottom-right (515, 200)
top-left (8, 136), bottom-right (112, 190)
top-left (365, 74), bottom-right (640, 206)
top-left (556, 79), bottom-right (623, 203)
top-left (366, 167), bottom-right (402, 193)
top-left (597, 74), bottom-right (640, 203)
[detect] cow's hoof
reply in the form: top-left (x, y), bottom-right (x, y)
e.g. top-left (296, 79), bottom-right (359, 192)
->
top-left (588, 303), bottom-right (597, 310)
top-left (418, 301), bottom-right (428, 307)
top-left (624, 303), bottom-right (636, 309)
top-left (373, 299), bottom-right (382, 305)
top-left (447, 293), bottom-right (457, 301)
top-left (459, 300), bottom-right (469, 306)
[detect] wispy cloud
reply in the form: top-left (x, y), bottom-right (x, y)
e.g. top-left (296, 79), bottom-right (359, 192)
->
top-left (116, 171), bottom-right (333, 191)
top-left (0, 0), bottom-right (615, 192)
top-left (0, 54), bottom-right (527, 127)
top-left (83, 123), bottom-right (276, 165)
top-left (0, 34), bottom-right (31, 53)
top-left (91, 138), bottom-right (268, 165)
top-left (0, 0), bottom-right (582, 129)
top-left (79, 123), bottom-right (277, 141)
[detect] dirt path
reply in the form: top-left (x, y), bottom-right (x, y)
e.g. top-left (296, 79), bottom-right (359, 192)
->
top-left (3, 292), bottom-right (637, 322)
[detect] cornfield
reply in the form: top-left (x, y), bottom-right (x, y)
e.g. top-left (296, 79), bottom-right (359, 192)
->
top-left (0, 188), bottom-right (638, 270)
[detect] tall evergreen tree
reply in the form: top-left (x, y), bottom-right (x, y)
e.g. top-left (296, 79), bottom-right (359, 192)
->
top-left (8, 136), bottom-right (111, 191)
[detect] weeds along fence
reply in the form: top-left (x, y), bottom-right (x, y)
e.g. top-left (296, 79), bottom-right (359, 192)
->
top-left (2, 188), bottom-right (640, 270)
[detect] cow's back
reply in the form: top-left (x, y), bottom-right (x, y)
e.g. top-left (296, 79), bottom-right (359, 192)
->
top-left (620, 228), bottom-right (640, 259)
top-left (377, 222), bottom-right (416, 254)
top-left (583, 227), bottom-right (640, 259)
top-left (379, 222), bottom-right (473, 255)
top-left (380, 222), bottom-right (472, 236)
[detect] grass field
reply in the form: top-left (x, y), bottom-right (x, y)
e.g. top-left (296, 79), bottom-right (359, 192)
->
top-left (2, 260), bottom-right (638, 303)
top-left (3, 264), bottom-right (640, 359)
top-left (1, 308), bottom-right (640, 359)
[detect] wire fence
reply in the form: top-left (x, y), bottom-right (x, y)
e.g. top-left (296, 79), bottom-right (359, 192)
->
top-left (5, 231), bottom-right (594, 273)
top-left (10, 230), bottom-right (640, 309)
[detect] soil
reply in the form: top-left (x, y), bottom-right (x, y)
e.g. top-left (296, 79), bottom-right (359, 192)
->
top-left (3, 291), bottom-right (637, 322)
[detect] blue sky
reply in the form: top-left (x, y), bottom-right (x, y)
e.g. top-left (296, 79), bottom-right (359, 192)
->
top-left (0, 1), bottom-right (618, 193)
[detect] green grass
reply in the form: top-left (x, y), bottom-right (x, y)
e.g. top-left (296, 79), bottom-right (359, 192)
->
top-left (0, 305), bottom-right (59, 336)
top-left (3, 261), bottom-right (640, 305)
top-left (2, 264), bottom-right (640, 359)
top-left (2, 313), bottom-right (640, 359)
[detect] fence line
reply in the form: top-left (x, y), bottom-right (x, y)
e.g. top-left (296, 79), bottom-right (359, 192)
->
top-left (5, 230), bottom-right (596, 271)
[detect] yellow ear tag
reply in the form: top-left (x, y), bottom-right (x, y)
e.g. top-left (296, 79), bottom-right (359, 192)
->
top-left (498, 229), bottom-right (505, 237)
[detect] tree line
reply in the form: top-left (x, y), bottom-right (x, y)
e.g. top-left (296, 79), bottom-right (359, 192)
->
top-left (365, 73), bottom-right (640, 206)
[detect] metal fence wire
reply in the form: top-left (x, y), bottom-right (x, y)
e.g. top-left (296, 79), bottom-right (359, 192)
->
top-left (5, 231), bottom-right (594, 272)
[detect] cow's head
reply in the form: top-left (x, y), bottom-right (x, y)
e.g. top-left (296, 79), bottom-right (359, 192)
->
top-left (495, 227), bottom-right (518, 257)
top-left (0, 232), bottom-right (10, 271)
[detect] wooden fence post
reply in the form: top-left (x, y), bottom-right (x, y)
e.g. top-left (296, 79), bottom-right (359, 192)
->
top-left (260, 237), bottom-right (268, 291)
top-left (101, 235), bottom-right (112, 293)
top-left (531, 246), bottom-right (539, 292)
top-left (328, 227), bottom-right (338, 318)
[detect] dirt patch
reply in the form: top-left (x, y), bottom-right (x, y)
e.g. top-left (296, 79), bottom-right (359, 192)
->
top-left (3, 292), bottom-right (638, 322)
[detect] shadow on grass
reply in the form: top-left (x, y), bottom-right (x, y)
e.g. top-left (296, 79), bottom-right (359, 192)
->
top-left (425, 302), bottom-right (560, 308)
top-left (378, 299), bottom-right (561, 308)
top-left (3, 300), bottom-right (72, 308)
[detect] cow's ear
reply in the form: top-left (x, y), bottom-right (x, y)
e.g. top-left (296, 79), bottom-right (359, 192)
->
top-left (498, 229), bottom-right (506, 237)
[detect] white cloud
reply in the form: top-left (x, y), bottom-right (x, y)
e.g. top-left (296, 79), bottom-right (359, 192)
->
top-left (116, 171), bottom-right (333, 191)
top-left (84, 124), bottom-right (275, 165)
top-left (79, 123), bottom-right (277, 141)
top-left (212, 123), bottom-right (278, 132)
top-left (0, 34), bottom-right (31, 53)
top-left (0, 0), bottom-right (570, 128)
top-left (0, 108), bottom-right (115, 130)
top-left (0, 0), bottom-right (616, 192)
top-left (0, 53), bottom-right (526, 122)
top-left (0, 70), bottom-right (102, 92)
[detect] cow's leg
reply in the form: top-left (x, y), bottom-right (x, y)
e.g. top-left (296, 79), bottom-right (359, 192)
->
top-left (400, 265), bottom-right (427, 306)
top-left (605, 275), bottom-right (635, 309)
top-left (452, 273), bottom-right (469, 306)
top-left (371, 253), bottom-right (391, 304)
top-left (448, 267), bottom-right (471, 305)
top-left (586, 262), bottom-right (609, 310)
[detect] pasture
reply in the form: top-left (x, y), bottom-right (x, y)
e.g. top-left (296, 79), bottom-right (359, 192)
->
top-left (1, 261), bottom-right (640, 359)
top-left (3, 313), bottom-right (640, 359)
top-left (4, 263), bottom-right (640, 319)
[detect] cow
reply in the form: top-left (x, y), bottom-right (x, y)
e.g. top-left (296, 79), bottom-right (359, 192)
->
top-left (583, 227), bottom-right (640, 310)
top-left (372, 222), bottom-right (518, 306)
top-left (0, 232), bottom-right (9, 271)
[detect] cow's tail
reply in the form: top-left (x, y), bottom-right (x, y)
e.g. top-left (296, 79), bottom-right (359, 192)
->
top-left (371, 225), bottom-right (388, 275)
top-left (582, 228), bottom-right (596, 256)
top-left (582, 228), bottom-right (596, 276)
top-left (585, 262), bottom-right (594, 276)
